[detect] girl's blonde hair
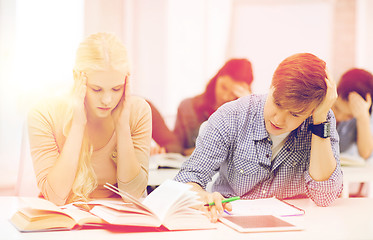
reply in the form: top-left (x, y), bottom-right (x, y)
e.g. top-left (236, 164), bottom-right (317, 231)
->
top-left (64, 32), bottom-right (129, 203)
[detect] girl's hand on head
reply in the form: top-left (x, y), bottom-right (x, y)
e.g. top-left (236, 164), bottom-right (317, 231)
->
top-left (112, 75), bottom-right (131, 128)
top-left (312, 71), bottom-right (338, 124)
top-left (349, 92), bottom-right (372, 120)
top-left (72, 72), bottom-right (87, 126)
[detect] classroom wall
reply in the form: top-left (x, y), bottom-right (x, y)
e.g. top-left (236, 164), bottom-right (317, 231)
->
top-left (83, 0), bottom-right (373, 120)
top-left (356, 0), bottom-right (373, 72)
top-left (227, 0), bottom-right (334, 94)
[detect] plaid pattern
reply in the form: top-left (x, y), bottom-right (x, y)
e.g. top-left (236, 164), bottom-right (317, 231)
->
top-left (174, 94), bottom-right (343, 207)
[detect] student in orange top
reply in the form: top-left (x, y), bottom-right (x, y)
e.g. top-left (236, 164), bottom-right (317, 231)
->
top-left (27, 33), bottom-right (152, 205)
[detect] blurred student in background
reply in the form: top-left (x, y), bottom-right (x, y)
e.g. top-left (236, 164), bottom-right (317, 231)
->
top-left (146, 100), bottom-right (183, 155)
top-left (28, 33), bottom-right (151, 205)
top-left (174, 59), bottom-right (254, 156)
top-left (332, 68), bottom-right (373, 159)
top-left (332, 68), bottom-right (373, 197)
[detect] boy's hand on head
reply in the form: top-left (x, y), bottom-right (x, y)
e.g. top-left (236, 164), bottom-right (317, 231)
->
top-left (348, 92), bottom-right (371, 120)
top-left (72, 72), bottom-right (87, 126)
top-left (313, 72), bottom-right (338, 124)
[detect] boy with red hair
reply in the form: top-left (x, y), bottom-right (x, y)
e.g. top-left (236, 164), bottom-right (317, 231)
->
top-left (175, 53), bottom-right (343, 222)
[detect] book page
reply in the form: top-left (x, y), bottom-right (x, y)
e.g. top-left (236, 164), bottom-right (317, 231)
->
top-left (227, 198), bottom-right (304, 217)
top-left (19, 197), bottom-right (64, 213)
top-left (11, 209), bottom-right (76, 231)
top-left (19, 197), bottom-right (104, 227)
top-left (90, 202), bottom-right (152, 215)
top-left (100, 181), bottom-right (214, 230)
top-left (142, 179), bottom-right (196, 221)
top-left (90, 205), bottom-right (161, 227)
top-left (63, 198), bottom-right (132, 212)
top-left (103, 183), bottom-right (154, 214)
top-left (62, 208), bottom-right (103, 225)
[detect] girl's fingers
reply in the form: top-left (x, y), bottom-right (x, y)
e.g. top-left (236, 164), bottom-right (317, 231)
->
top-left (72, 72), bottom-right (88, 125)
top-left (124, 75), bottom-right (131, 100)
top-left (77, 73), bottom-right (87, 102)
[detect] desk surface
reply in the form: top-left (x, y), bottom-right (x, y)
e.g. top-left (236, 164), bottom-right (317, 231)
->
top-left (1, 196), bottom-right (372, 240)
top-left (148, 168), bottom-right (179, 186)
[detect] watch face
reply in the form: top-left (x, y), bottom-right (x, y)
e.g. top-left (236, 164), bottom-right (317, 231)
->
top-left (323, 122), bottom-right (331, 138)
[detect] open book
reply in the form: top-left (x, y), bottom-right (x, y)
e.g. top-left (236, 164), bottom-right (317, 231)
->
top-left (90, 180), bottom-right (214, 230)
top-left (149, 153), bottom-right (187, 170)
top-left (9, 198), bottom-right (125, 232)
top-left (11, 180), bottom-right (214, 232)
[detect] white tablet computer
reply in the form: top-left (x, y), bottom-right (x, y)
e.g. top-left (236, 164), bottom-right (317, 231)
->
top-left (219, 215), bottom-right (303, 233)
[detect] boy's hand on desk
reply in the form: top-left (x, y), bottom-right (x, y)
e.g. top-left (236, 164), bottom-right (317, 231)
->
top-left (187, 182), bottom-right (232, 222)
top-left (199, 191), bottom-right (232, 223)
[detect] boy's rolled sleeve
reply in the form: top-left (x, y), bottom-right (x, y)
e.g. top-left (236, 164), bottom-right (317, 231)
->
top-left (304, 165), bottom-right (343, 207)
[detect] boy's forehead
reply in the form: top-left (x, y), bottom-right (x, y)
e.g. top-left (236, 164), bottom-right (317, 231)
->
top-left (274, 96), bottom-right (315, 116)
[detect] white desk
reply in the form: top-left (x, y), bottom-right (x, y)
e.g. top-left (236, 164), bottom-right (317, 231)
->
top-left (341, 162), bottom-right (373, 198)
top-left (148, 157), bottom-right (373, 198)
top-left (148, 168), bottom-right (180, 186)
top-left (148, 153), bottom-right (185, 186)
top-left (1, 196), bottom-right (373, 240)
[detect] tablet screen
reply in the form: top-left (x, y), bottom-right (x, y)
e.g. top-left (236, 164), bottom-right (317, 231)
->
top-left (219, 215), bottom-right (303, 233)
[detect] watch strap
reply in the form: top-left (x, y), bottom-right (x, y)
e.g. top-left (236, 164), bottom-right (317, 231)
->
top-left (308, 122), bottom-right (331, 138)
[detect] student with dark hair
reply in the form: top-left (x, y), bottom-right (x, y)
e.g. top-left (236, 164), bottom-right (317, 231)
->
top-left (332, 68), bottom-right (373, 159)
top-left (174, 59), bottom-right (254, 155)
top-left (174, 53), bottom-right (343, 222)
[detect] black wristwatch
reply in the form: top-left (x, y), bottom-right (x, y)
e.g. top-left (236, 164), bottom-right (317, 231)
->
top-left (308, 121), bottom-right (331, 138)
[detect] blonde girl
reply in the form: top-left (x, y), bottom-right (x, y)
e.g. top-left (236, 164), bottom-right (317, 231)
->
top-left (28, 33), bottom-right (151, 205)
